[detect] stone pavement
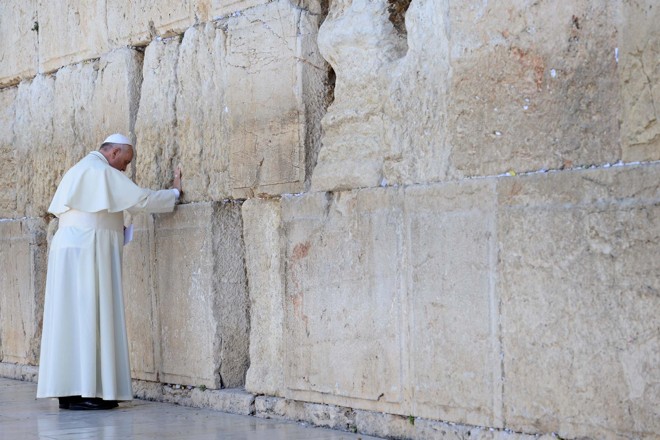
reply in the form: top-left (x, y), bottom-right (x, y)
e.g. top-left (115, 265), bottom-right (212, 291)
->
top-left (0, 378), bottom-right (383, 440)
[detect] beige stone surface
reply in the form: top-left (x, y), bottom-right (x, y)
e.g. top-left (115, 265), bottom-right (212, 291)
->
top-left (135, 0), bottom-right (328, 200)
top-left (37, 0), bottom-right (107, 73)
top-left (448, 1), bottom-right (621, 177)
top-left (0, 218), bottom-right (47, 365)
top-left (405, 180), bottom-right (501, 428)
top-left (0, 88), bottom-right (18, 218)
top-left (498, 164), bottom-right (660, 438)
top-left (620, 1), bottom-right (660, 162)
top-left (224, 0), bottom-right (326, 198)
top-left (106, 0), bottom-right (209, 48)
top-left (123, 213), bottom-right (158, 381)
top-left (281, 189), bottom-right (407, 413)
top-left (8, 49), bottom-right (142, 218)
top-left (0, 0), bottom-right (38, 87)
top-left (313, 0), bottom-right (628, 190)
top-left (153, 202), bottom-right (248, 389)
top-left (242, 198), bottom-right (285, 396)
top-left (210, 0), bottom-right (268, 18)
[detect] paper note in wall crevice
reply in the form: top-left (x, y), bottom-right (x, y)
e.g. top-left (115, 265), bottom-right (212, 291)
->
top-left (124, 224), bottom-right (134, 245)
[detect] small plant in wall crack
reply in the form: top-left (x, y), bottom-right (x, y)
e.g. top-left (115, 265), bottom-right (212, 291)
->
top-left (31, 21), bottom-right (39, 33)
top-left (408, 415), bottom-right (415, 425)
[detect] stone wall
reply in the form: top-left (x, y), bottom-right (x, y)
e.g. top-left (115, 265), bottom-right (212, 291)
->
top-left (1, 0), bottom-right (659, 439)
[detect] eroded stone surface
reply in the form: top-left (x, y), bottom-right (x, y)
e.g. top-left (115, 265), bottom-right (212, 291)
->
top-left (0, 218), bottom-right (47, 365)
top-left (242, 198), bottom-right (285, 396)
top-left (153, 202), bottom-right (248, 389)
top-left (37, 0), bottom-right (107, 73)
top-left (0, 0), bottom-right (38, 87)
top-left (281, 189), bottom-right (406, 411)
top-left (498, 164), bottom-right (660, 439)
top-left (135, 0), bottom-right (328, 200)
top-left (620, 0), bottom-right (660, 162)
top-left (106, 0), bottom-right (208, 47)
top-left (406, 180), bottom-right (501, 427)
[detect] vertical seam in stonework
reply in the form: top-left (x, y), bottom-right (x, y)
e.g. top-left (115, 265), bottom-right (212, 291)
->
top-left (495, 181), bottom-right (506, 428)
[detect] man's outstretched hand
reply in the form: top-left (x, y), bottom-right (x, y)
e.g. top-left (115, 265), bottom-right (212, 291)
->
top-left (173, 167), bottom-right (182, 195)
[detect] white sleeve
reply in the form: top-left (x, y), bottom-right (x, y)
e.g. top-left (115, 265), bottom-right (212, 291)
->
top-left (126, 189), bottom-right (177, 214)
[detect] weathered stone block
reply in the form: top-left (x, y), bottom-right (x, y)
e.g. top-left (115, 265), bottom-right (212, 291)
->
top-left (37, 0), bottom-right (107, 73)
top-left (281, 189), bottom-right (406, 413)
top-left (153, 202), bottom-right (248, 389)
top-left (107, 0), bottom-right (209, 47)
top-left (122, 213), bottom-right (158, 381)
top-left (0, 0), bottom-right (38, 87)
top-left (448, 1), bottom-right (621, 176)
top-left (0, 218), bottom-right (47, 365)
top-left (210, 0), bottom-right (268, 18)
top-left (498, 164), bottom-right (660, 438)
top-left (405, 180), bottom-right (501, 428)
top-left (11, 49), bottom-right (143, 218)
top-left (225, 0), bottom-right (324, 198)
top-left (242, 198), bottom-right (285, 396)
top-left (135, 0), bottom-right (328, 200)
top-left (620, 0), bottom-right (660, 162)
top-left (0, 87), bottom-right (18, 218)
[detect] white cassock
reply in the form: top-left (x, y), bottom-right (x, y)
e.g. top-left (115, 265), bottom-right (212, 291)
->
top-left (37, 151), bottom-right (176, 401)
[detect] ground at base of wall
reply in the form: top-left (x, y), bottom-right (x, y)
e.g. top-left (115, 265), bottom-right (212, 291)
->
top-left (2, 362), bottom-right (557, 440)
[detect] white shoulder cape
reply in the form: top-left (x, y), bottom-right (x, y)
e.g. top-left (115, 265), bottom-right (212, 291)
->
top-left (49, 151), bottom-right (152, 215)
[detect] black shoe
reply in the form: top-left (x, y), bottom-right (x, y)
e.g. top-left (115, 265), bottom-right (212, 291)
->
top-left (58, 395), bottom-right (82, 409)
top-left (68, 398), bottom-right (118, 410)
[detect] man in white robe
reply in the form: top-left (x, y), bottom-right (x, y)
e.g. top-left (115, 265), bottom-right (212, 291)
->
top-left (37, 134), bottom-right (182, 410)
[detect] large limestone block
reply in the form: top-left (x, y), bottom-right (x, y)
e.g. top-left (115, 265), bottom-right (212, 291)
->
top-left (134, 37), bottom-right (180, 192)
top-left (243, 198), bottom-right (285, 396)
top-left (620, 1), bottom-right (660, 162)
top-left (135, 1), bottom-right (328, 199)
top-left (37, 0), bottom-right (107, 73)
top-left (498, 164), bottom-right (660, 438)
top-left (210, 0), bottom-right (268, 18)
top-left (0, 218), bottom-right (47, 365)
top-left (448, 1), bottom-right (621, 177)
top-left (13, 75), bottom-right (55, 218)
top-left (0, 0), bottom-right (38, 86)
top-left (313, 0), bottom-right (403, 191)
top-left (107, 0), bottom-right (210, 47)
top-left (122, 214), bottom-right (158, 381)
top-left (405, 180), bottom-right (501, 427)
top-left (0, 88), bottom-right (18, 218)
top-left (225, 0), bottom-right (327, 198)
top-left (12, 50), bottom-right (143, 217)
top-left (154, 202), bottom-right (248, 389)
top-left (281, 189), bottom-right (408, 414)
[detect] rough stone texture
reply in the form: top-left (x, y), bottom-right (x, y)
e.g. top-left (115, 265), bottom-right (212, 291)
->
top-left (0, 0), bottom-right (38, 87)
top-left (0, 362), bottom-right (39, 383)
top-left (37, 0), bottom-right (107, 74)
top-left (123, 213), bottom-right (159, 382)
top-left (9, 49), bottom-right (143, 218)
top-left (280, 183), bottom-right (501, 427)
top-left (405, 181), bottom-right (501, 428)
top-left (281, 189), bottom-right (408, 415)
top-left (106, 0), bottom-right (210, 48)
top-left (210, 0), bottom-right (269, 18)
top-left (314, 0), bottom-right (627, 191)
top-left (498, 164), bottom-right (660, 439)
top-left (149, 202), bottom-right (248, 389)
top-left (242, 198), bottom-right (286, 396)
top-left (0, 88), bottom-right (18, 218)
top-left (135, 0), bottom-right (329, 200)
top-left (620, 0), bottom-right (660, 162)
top-left (448, 2), bottom-right (621, 177)
top-left (0, 219), bottom-right (47, 365)
top-left (133, 380), bottom-right (255, 415)
top-left (255, 396), bottom-right (556, 440)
